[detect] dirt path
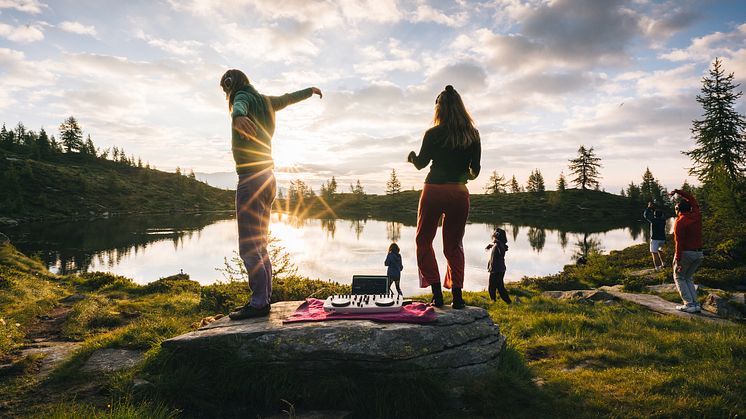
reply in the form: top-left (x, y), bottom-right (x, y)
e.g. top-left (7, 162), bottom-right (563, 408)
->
top-left (599, 285), bottom-right (732, 324)
top-left (19, 303), bottom-right (82, 376)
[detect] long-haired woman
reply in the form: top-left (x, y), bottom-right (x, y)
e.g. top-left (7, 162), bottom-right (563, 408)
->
top-left (220, 69), bottom-right (322, 320)
top-left (407, 85), bottom-right (481, 309)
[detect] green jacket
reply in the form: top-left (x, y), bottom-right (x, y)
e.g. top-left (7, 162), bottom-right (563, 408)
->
top-left (230, 86), bottom-right (313, 174)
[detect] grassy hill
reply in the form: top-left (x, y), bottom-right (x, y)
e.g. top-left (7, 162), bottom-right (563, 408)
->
top-left (0, 149), bottom-right (234, 222)
top-left (278, 188), bottom-right (645, 232)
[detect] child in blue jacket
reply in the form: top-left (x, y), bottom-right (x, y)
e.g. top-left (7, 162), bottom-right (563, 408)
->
top-left (385, 243), bottom-right (404, 295)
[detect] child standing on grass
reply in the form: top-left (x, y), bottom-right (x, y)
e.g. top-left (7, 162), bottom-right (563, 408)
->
top-left (486, 228), bottom-right (511, 304)
top-left (385, 243), bottom-right (404, 295)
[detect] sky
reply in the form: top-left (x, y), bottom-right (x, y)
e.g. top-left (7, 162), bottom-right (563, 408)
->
top-left (1, 0), bottom-right (746, 194)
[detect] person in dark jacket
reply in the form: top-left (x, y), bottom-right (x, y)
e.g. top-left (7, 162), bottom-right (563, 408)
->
top-left (407, 85), bottom-right (481, 310)
top-left (486, 228), bottom-right (511, 304)
top-left (385, 243), bottom-right (404, 295)
top-left (643, 202), bottom-right (667, 271)
top-left (220, 69), bottom-right (322, 320)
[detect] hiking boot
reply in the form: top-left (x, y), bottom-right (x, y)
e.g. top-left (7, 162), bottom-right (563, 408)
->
top-left (229, 304), bottom-right (271, 320)
top-left (451, 287), bottom-right (465, 309)
top-left (675, 304), bottom-right (700, 313)
top-left (430, 283), bottom-right (444, 308)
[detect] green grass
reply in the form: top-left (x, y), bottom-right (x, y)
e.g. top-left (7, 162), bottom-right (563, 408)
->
top-left (0, 149), bottom-right (233, 221)
top-left (462, 290), bottom-right (746, 418)
top-left (2, 234), bottom-right (745, 418)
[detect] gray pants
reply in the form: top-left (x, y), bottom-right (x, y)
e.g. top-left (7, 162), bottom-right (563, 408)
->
top-left (673, 250), bottom-right (704, 306)
top-left (236, 170), bottom-right (276, 308)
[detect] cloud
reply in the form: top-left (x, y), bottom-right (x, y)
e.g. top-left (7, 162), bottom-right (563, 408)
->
top-left (212, 21), bottom-right (320, 64)
top-left (411, 2), bottom-right (468, 27)
top-left (0, 0), bottom-right (45, 14)
top-left (661, 23), bottom-right (746, 63)
top-left (0, 22), bottom-right (43, 42)
top-left (58, 21), bottom-right (97, 37)
top-left (639, 3), bottom-right (701, 42)
top-left (135, 30), bottom-right (203, 56)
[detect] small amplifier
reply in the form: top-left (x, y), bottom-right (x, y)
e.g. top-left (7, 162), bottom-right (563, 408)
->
top-left (323, 293), bottom-right (404, 314)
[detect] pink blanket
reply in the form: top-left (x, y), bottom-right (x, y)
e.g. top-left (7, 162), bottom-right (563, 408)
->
top-left (283, 298), bottom-right (437, 324)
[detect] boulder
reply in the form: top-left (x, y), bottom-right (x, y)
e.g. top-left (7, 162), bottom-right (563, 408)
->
top-left (542, 290), bottom-right (618, 302)
top-left (161, 301), bottom-right (506, 408)
top-left (702, 293), bottom-right (745, 320)
top-left (646, 284), bottom-right (679, 294)
top-left (0, 218), bottom-right (18, 227)
top-left (80, 349), bottom-right (145, 373)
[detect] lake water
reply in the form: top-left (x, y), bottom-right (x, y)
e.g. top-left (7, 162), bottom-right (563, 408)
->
top-left (5, 212), bottom-right (658, 295)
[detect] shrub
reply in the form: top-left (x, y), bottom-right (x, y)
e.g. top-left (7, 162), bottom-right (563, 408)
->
top-left (73, 272), bottom-right (134, 291)
top-left (621, 275), bottom-right (658, 292)
top-left (199, 281), bottom-right (250, 314)
top-left (142, 273), bottom-right (201, 294)
top-left (520, 273), bottom-right (588, 291)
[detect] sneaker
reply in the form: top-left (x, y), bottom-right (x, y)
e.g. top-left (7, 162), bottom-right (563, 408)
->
top-left (675, 304), bottom-right (700, 313)
top-left (229, 304), bottom-right (271, 320)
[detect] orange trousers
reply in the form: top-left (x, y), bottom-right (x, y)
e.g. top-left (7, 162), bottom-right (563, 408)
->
top-left (415, 183), bottom-right (470, 289)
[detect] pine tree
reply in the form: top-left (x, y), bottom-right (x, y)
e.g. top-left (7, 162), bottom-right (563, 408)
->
top-left (175, 166), bottom-right (181, 176)
top-left (685, 57), bottom-right (746, 183)
top-left (351, 179), bottom-right (365, 196)
top-left (626, 182), bottom-right (641, 203)
top-left (49, 135), bottom-right (62, 153)
top-left (568, 145), bottom-right (602, 189)
top-left (82, 135), bottom-right (95, 155)
top-left (484, 170), bottom-right (508, 194)
top-left (321, 177), bottom-right (338, 201)
top-left (36, 128), bottom-right (51, 158)
top-left (509, 175), bottom-right (521, 193)
top-left (386, 169), bottom-right (402, 194)
top-left (557, 171), bottom-right (567, 192)
top-left (526, 169), bottom-right (545, 192)
top-left (59, 116), bottom-right (84, 152)
top-left (0, 124), bottom-right (8, 148)
top-left (640, 167), bottom-right (668, 206)
top-left (329, 176), bottom-right (338, 195)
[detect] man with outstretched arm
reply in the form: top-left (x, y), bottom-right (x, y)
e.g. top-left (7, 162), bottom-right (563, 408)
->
top-left (669, 188), bottom-right (703, 313)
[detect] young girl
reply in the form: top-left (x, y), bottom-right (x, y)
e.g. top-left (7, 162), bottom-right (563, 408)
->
top-left (486, 228), bottom-right (512, 304)
top-left (385, 243), bottom-right (404, 295)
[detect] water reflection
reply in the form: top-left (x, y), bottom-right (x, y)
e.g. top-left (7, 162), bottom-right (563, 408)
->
top-left (527, 227), bottom-right (546, 252)
top-left (5, 212), bottom-right (232, 275)
top-left (573, 233), bottom-right (603, 262)
top-left (320, 218), bottom-right (337, 239)
top-left (387, 221), bottom-right (402, 242)
top-left (349, 219), bottom-right (366, 240)
top-left (4, 212), bottom-right (656, 293)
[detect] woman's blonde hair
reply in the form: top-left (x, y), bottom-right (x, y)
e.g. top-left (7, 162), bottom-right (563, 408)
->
top-left (433, 85), bottom-right (479, 149)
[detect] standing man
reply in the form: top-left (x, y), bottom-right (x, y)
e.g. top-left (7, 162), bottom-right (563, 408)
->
top-left (643, 202), bottom-right (667, 271)
top-left (220, 69), bottom-right (322, 320)
top-left (669, 189), bottom-right (703, 313)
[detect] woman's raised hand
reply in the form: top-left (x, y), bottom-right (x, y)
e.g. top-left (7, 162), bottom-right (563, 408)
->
top-left (311, 87), bottom-right (323, 98)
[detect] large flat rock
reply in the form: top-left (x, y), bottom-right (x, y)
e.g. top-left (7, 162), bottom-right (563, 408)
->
top-left (162, 300), bottom-right (506, 381)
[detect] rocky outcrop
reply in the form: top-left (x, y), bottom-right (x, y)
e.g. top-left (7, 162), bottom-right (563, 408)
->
top-left (162, 300), bottom-right (506, 395)
top-left (81, 349), bottom-right (145, 373)
top-left (541, 289), bottom-right (618, 302)
top-left (702, 293), bottom-right (745, 320)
